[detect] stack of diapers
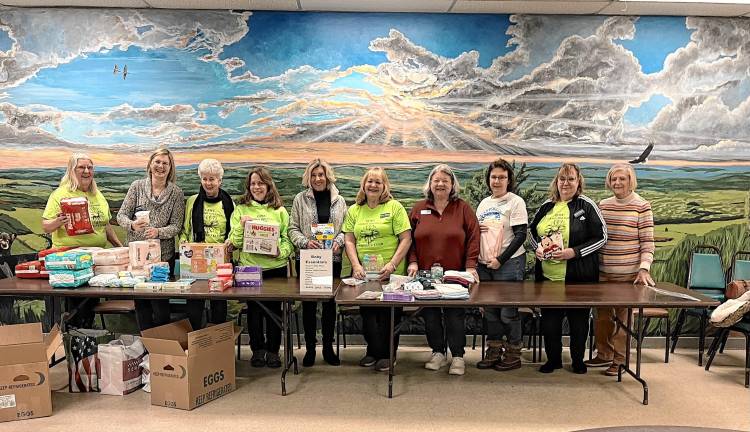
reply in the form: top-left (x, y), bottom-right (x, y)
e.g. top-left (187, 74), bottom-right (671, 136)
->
top-left (93, 247), bottom-right (130, 275)
top-left (45, 249), bottom-right (94, 288)
top-left (145, 262), bottom-right (170, 282)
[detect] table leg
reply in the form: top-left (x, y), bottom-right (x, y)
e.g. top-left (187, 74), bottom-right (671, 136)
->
top-left (388, 306), bottom-right (395, 399)
top-left (617, 306), bottom-right (649, 405)
top-left (255, 300), bottom-right (296, 396)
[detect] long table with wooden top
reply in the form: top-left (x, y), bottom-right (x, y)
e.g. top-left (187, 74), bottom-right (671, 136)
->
top-left (0, 276), bottom-right (340, 396)
top-left (336, 280), bottom-right (720, 404)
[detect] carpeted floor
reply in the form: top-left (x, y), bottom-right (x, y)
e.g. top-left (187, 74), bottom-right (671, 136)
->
top-left (5, 346), bottom-right (749, 432)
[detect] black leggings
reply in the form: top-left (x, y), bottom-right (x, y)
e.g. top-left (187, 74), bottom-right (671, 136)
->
top-left (246, 266), bottom-right (288, 354)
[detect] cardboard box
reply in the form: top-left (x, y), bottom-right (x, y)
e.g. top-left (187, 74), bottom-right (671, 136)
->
top-left (178, 243), bottom-right (230, 280)
top-left (140, 320), bottom-right (237, 411)
top-left (242, 221), bottom-right (279, 255)
top-left (0, 324), bottom-right (62, 423)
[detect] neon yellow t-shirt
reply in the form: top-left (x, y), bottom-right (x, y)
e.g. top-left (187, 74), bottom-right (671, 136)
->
top-left (536, 201), bottom-right (570, 281)
top-left (180, 195), bottom-right (229, 244)
top-left (342, 200), bottom-right (410, 275)
top-left (42, 187), bottom-right (111, 248)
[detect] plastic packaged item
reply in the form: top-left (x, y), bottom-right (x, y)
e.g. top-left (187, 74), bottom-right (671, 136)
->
top-left (311, 223), bottom-right (335, 249)
top-left (209, 277), bottom-right (233, 292)
top-left (135, 210), bottom-right (150, 225)
top-left (145, 262), bottom-right (170, 282)
top-left (88, 274), bottom-right (120, 287)
top-left (92, 247), bottom-right (130, 266)
top-left (44, 250), bottom-right (93, 271)
top-left (234, 265), bottom-right (262, 287)
top-left (60, 197), bottom-right (94, 236)
top-left (363, 254), bottom-right (383, 281)
top-left (216, 263), bottom-right (234, 278)
top-left (15, 260), bottom-right (44, 279)
top-left (94, 263), bottom-right (130, 275)
top-left (38, 246), bottom-right (75, 261)
top-left (430, 263), bottom-right (444, 280)
top-left (128, 240), bottom-right (161, 269)
top-left (48, 268), bottom-right (94, 288)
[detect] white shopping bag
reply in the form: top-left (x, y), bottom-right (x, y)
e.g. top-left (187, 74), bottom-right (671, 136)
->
top-left (98, 335), bottom-right (146, 396)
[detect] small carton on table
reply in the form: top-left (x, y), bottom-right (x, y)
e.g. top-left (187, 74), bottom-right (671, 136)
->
top-left (242, 221), bottom-right (279, 255)
top-left (0, 324), bottom-right (62, 423)
top-left (140, 320), bottom-right (237, 411)
top-left (179, 243), bottom-right (230, 280)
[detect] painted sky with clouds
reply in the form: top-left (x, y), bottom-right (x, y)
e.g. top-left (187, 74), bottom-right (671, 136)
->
top-left (0, 9), bottom-right (747, 165)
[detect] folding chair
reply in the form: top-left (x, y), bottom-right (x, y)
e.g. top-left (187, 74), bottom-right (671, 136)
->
top-left (704, 250), bottom-right (750, 388)
top-left (670, 245), bottom-right (726, 366)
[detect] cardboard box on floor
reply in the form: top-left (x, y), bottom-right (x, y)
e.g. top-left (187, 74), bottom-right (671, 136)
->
top-left (0, 323), bottom-right (62, 423)
top-left (140, 320), bottom-right (237, 410)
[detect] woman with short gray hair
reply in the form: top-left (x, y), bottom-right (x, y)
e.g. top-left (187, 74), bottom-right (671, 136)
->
top-left (181, 158), bottom-right (235, 330)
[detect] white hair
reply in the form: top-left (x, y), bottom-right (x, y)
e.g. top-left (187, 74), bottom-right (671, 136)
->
top-left (198, 158), bottom-right (224, 179)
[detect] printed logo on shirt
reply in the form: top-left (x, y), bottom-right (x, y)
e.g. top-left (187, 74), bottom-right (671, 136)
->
top-left (360, 227), bottom-right (378, 246)
top-left (379, 212), bottom-right (391, 219)
top-left (477, 208), bottom-right (504, 224)
top-left (89, 202), bottom-right (107, 229)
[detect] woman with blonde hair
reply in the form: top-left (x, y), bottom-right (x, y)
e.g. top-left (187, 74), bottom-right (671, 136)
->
top-left (229, 166), bottom-right (293, 368)
top-left (118, 148), bottom-right (185, 330)
top-left (585, 163), bottom-right (655, 376)
top-left (343, 167), bottom-right (411, 371)
top-left (406, 164), bottom-right (480, 376)
top-left (289, 159), bottom-right (347, 367)
top-left (42, 152), bottom-right (123, 327)
top-left (529, 163), bottom-right (607, 374)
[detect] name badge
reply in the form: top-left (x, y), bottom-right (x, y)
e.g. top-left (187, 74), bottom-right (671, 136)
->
top-left (420, 209), bottom-right (431, 215)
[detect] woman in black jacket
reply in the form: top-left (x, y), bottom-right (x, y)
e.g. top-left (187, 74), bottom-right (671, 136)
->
top-left (529, 163), bottom-right (607, 374)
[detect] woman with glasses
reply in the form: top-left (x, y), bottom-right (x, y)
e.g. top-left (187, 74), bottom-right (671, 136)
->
top-left (42, 153), bottom-right (123, 328)
top-left (529, 163), bottom-right (607, 374)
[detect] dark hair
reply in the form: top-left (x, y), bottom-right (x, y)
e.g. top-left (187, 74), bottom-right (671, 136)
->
top-left (485, 158), bottom-right (515, 193)
top-left (239, 166), bottom-right (283, 209)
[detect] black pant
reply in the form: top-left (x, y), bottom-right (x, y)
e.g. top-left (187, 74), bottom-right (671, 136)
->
top-left (65, 297), bottom-right (99, 329)
top-left (300, 260), bottom-right (341, 349)
top-left (361, 306), bottom-right (402, 360)
top-left (541, 308), bottom-right (590, 365)
top-left (185, 300), bottom-right (228, 330)
top-left (246, 266), bottom-right (288, 354)
top-left (135, 299), bottom-right (171, 331)
top-left (135, 255), bottom-right (175, 331)
top-left (422, 307), bottom-right (466, 357)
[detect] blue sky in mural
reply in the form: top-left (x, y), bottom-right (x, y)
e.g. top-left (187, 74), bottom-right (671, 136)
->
top-left (616, 16), bottom-right (693, 74)
top-left (624, 94), bottom-right (671, 125)
top-left (0, 29), bottom-right (12, 52)
top-left (225, 12), bottom-right (513, 78)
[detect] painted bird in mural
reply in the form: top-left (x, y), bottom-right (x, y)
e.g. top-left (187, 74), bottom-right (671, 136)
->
top-left (113, 64), bottom-right (119, 75)
top-left (629, 141), bottom-right (654, 164)
top-left (123, 65), bottom-right (128, 80)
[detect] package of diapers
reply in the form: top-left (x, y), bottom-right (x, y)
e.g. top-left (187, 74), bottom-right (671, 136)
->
top-left (94, 263), bottom-right (130, 275)
top-left (89, 273), bottom-right (120, 287)
top-left (128, 240), bottom-right (161, 269)
top-left (49, 268), bottom-right (94, 288)
top-left (44, 250), bottom-right (94, 271)
top-left (92, 247), bottom-right (130, 266)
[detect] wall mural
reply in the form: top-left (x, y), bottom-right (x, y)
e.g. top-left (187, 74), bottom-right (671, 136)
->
top-left (0, 8), bottom-right (748, 328)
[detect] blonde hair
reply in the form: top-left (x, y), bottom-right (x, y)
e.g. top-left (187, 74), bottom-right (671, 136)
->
top-left (60, 153), bottom-right (97, 193)
top-left (423, 164), bottom-right (460, 201)
top-left (301, 158), bottom-right (336, 189)
top-left (198, 158), bottom-right (224, 179)
top-left (239, 166), bottom-right (283, 209)
top-left (355, 167), bottom-right (393, 206)
top-left (548, 163), bottom-right (585, 201)
top-left (146, 148), bottom-right (176, 184)
top-left (605, 163), bottom-right (638, 192)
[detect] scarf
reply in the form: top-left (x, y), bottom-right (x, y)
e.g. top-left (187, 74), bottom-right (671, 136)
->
top-left (192, 187), bottom-right (234, 242)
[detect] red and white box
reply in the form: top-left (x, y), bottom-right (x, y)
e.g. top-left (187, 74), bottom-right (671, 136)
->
top-left (15, 260), bottom-right (43, 279)
top-left (60, 197), bottom-right (94, 236)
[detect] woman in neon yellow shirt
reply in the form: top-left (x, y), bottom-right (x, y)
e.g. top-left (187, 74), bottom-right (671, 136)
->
top-left (343, 167), bottom-right (412, 372)
top-left (229, 167), bottom-right (293, 369)
top-left (42, 153), bottom-right (123, 328)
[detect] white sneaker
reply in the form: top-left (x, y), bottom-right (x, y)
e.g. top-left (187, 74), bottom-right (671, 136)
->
top-left (425, 352), bottom-right (449, 370)
top-left (449, 357), bottom-right (465, 375)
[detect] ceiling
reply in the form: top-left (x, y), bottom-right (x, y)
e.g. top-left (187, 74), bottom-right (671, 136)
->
top-left (1, 0), bottom-right (750, 17)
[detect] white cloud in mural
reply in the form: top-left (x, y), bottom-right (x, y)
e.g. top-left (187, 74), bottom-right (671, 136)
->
top-left (198, 90), bottom-right (277, 119)
top-left (0, 102), bottom-right (64, 130)
top-left (0, 8), bottom-right (250, 89)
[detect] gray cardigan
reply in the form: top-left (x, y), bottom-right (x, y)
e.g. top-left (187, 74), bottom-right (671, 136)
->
top-left (117, 177), bottom-right (185, 261)
top-left (288, 184), bottom-right (347, 261)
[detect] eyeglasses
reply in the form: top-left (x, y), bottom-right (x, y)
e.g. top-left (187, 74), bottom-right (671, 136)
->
top-left (557, 176), bottom-right (578, 183)
top-left (75, 166), bottom-right (93, 172)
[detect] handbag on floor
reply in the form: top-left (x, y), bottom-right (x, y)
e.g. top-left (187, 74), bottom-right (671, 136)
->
top-left (726, 280), bottom-right (750, 299)
top-left (98, 335), bottom-right (146, 395)
top-left (64, 328), bottom-right (114, 392)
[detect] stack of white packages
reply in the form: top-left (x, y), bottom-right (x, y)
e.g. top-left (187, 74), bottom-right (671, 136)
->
top-left (433, 283), bottom-right (470, 300)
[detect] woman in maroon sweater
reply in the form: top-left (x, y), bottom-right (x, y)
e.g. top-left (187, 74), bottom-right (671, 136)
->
top-left (407, 164), bottom-right (480, 376)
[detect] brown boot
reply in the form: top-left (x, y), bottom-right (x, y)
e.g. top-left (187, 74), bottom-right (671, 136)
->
top-left (477, 340), bottom-right (504, 369)
top-left (494, 343), bottom-right (522, 371)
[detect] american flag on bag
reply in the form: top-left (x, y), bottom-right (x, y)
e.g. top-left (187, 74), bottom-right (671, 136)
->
top-left (68, 334), bottom-right (101, 392)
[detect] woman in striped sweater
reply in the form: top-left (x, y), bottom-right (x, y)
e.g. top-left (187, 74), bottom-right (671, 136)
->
top-left (585, 163), bottom-right (655, 376)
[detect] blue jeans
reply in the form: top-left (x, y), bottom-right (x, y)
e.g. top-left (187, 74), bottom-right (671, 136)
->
top-left (477, 254), bottom-right (525, 345)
